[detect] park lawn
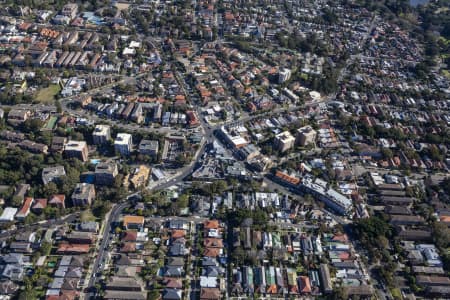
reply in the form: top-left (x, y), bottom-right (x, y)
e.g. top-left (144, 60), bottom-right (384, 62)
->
top-left (35, 84), bottom-right (61, 103)
top-left (390, 287), bottom-right (403, 300)
top-left (80, 210), bottom-right (96, 222)
top-left (442, 69), bottom-right (450, 79)
top-left (439, 36), bottom-right (450, 45)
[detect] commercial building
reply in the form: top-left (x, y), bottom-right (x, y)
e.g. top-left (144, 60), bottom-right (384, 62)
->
top-left (114, 133), bottom-right (133, 155)
top-left (95, 161), bottom-right (118, 186)
top-left (71, 183), bottom-right (95, 207)
top-left (64, 140), bottom-right (89, 162)
top-left (92, 125), bottom-right (111, 145)
top-left (274, 131), bottom-right (295, 153)
top-left (296, 126), bottom-right (317, 146)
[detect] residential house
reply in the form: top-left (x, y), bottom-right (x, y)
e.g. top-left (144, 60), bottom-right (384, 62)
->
top-left (31, 198), bottom-right (47, 214)
top-left (15, 197), bottom-right (33, 220)
top-left (104, 291), bottom-right (147, 300)
top-left (67, 231), bottom-right (96, 244)
top-left (163, 288), bottom-right (182, 300)
top-left (49, 194), bottom-right (66, 209)
top-left (200, 288), bottom-right (221, 300)
top-left (123, 215), bottom-right (144, 230)
top-left (319, 264), bottom-right (332, 294)
top-left (106, 277), bottom-right (143, 291)
top-left (0, 208), bottom-right (18, 222)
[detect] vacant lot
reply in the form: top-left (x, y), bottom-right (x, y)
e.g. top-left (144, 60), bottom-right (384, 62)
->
top-left (35, 84), bottom-right (61, 103)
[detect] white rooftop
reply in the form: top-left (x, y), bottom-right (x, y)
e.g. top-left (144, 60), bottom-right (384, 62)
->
top-left (115, 133), bottom-right (132, 145)
top-left (64, 140), bottom-right (87, 151)
top-left (93, 124), bottom-right (110, 136)
top-left (0, 207), bottom-right (18, 222)
top-left (200, 276), bottom-right (218, 288)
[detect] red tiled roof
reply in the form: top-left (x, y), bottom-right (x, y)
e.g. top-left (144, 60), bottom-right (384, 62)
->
top-left (17, 197), bottom-right (33, 216)
top-left (49, 194), bottom-right (65, 204)
top-left (299, 276), bottom-right (311, 293)
top-left (32, 198), bottom-right (47, 210)
top-left (332, 233), bottom-right (349, 243)
top-left (440, 216), bottom-right (450, 223)
top-left (120, 242), bottom-right (136, 253)
top-left (203, 238), bottom-right (223, 248)
top-left (267, 284), bottom-right (277, 294)
top-left (339, 252), bottom-right (351, 260)
top-left (275, 171), bottom-right (300, 185)
top-left (57, 243), bottom-right (89, 254)
top-left (203, 247), bottom-right (220, 257)
top-left (171, 229), bottom-right (186, 239)
top-left (163, 278), bottom-right (183, 289)
top-left (121, 231), bottom-right (138, 242)
top-left (200, 288), bottom-right (220, 300)
top-left (204, 220), bottom-right (219, 229)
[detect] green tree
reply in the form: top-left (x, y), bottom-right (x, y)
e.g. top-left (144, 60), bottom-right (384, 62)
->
top-left (41, 182), bottom-right (58, 197)
top-left (40, 241), bottom-right (52, 256)
top-left (381, 148), bottom-right (393, 159)
top-left (21, 119), bottom-right (44, 134)
top-left (432, 221), bottom-right (450, 249)
top-left (24, 213), bottom-right (38, 225)
top-left (11, 195), bottom-right (23, 207)
top-left (177, 194), bottom-right (189, 209)
top-left (148, 290), bottom-right (160, 300)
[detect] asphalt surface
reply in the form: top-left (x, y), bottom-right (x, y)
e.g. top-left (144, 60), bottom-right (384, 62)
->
top-left (86, 202), bottom-right (128, 298)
